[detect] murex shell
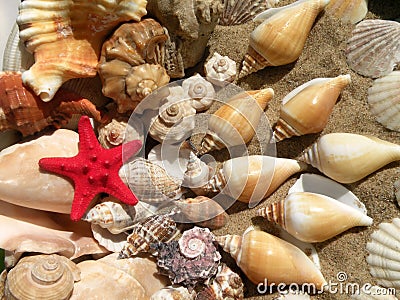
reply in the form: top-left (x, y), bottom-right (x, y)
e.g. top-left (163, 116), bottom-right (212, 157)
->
top-left (346, 19), bottom-right (400, 78)
top-left (17, 0), bottom-right (148, 101)
top-left (325, 0), bottom-right (368, 24)
top-left (4, 254), bottom-right (80, 300)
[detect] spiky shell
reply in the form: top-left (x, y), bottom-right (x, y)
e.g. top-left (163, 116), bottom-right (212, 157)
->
top-left (4, 254), bottom-right (80, 300)
top-left (325, 0), bottom-right (368, 24)
top-left (119, 214), bottom-right (178, 258)
top-left (367, 71), bottom-right (400, 131)
top-left (346, 20), bottom-right (400, 78)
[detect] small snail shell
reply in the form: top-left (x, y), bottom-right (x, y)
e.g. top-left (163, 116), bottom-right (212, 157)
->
top-left (257, 192), bottom-right (373, 243)
top-left (199, 88), bottom-right (274, 155)
top-left (273, 74), bottom-right (352, 141)
top-left (204, 52), bottom-right (237, 86)
top-left (182, 74), bottom-right (216, 112)
top-left (4, 254), bottom-right (80, 300)
top-left (182, 152), bottom-right (212, 188)
top-left (240, 0), bottom-right (329, 77)
top-left (215, 229), bottom-right (327, 288)
top-left (299, 133), bottom-right (400, 183)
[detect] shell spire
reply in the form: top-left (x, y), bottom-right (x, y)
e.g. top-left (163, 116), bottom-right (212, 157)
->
top-left (239, 0), bottom-right (330, 78)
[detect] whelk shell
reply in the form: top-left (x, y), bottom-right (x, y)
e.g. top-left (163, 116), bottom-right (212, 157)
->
top-left (367, 71), bottom-right (400, 132)
top-left (199, 88), bottom-right (274, 155)
top-left (204, 52), bottom-right (237, 86)
top-left (346, 19), bottom-right (400, 78)
top-left (215, 228), bottom-right (327, 288)
top-left (257, 191), bottom-right (373, 243)
top-left (299, 133), bottom-right (400, 183)
top-left (17, 0), bottom-right (147, 101)
top-left (4, 254), bottom-right (80, 300)
top-left (182, 74), bottom-right (216, 112)
top-left (240, 0), bottom-right (329, 77)
top-left (325, 0), bottom-right (368, 24)
top-left (273, 74), bottom-right (351, 141)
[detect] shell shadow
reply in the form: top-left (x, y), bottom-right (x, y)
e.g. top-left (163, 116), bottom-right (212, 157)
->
top-left (368, 0), bottom-right (400, 20)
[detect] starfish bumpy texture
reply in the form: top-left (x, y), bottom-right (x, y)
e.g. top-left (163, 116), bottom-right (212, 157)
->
top-left (39, 116), bottom-right (142, 221)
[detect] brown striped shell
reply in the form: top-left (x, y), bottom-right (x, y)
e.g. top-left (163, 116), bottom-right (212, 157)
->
top-left (0, 71), bottom-right (103, 136)
top-left (119, 214), bottom-right (178, 258)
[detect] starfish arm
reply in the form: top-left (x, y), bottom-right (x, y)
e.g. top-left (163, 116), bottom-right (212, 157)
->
top-left (120, 140), bottom-right (143, 163)
top-left (78, 116), bottom-right (102, 153)
top-left (39, 156), bottom-right (80, 177)
top-left (69, 186), bottom-right (98, 221)
top-left (104, 177), bottom-right (139, 206)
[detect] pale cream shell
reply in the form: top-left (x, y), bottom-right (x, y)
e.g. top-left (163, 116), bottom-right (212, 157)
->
top-left (325, 0), bottom-right (368, 24)
top-left (182, 74), bottom-right (216, 112)
top-left (204, 52), bottom-right (237, 86)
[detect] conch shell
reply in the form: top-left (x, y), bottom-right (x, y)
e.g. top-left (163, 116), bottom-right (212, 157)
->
top-left (17, 0), bottom-right (148, 101)
top-left (0, 71), bottom-right (103, 137)
top-left (299, 133), bottom-right (400, 183)
top-left (199, 88), bottom-right (274, 155)
top-left (240, 0), bottom-right (329, 77)
top-left (273, 75), bottom-right (352, 141)
top-left (215, 228), bottom-right (327, 288)
top-left (4, 254), bottom-right (80, 300)
top-left (257, 191), bottom-right (373, 243)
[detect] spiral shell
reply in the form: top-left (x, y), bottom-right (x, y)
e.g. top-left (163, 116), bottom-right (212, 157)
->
top-left (182, 74), bottom-right (216, 112)
top-left (240, 0), bottom-right (329, 77)
top-left (204, 52), bottom-right (237, 86)
top-left (119, 214), bottom-right (178, 258)
top-left (4, 254), bottom-right (80, 300)
top-left (17, 0), bottom-right (147, 101)
top-left (183, 152), bottom-right (212, 189)
top-left (97, 118), bottom-right (128, 149)
top-left (325, 0), bottom-right (368, 24)
top-left (299, 133), bottom-right (400, 183)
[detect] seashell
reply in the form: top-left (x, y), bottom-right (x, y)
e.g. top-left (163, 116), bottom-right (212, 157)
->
top-left (182, 74), bottom-right (216, 112)
top-left (17, 0), bottom-right (147, 102)
top-left (367, 71), bottom-right (400, 131)
top-left (199, 88), bottom-right (274, 155)
top-left (204, 52), bottom-right (237, 86)
top-left (240, 0), bottom-right (329, 77)
top-left (97, 118), bottom-right (128, 149)
top-left (149, 99), bottom-right (196, 143)
top-left (120, 158), bottom-right (184, 204)
top-left (299, 133), bottom-right (400, 183)
top-left (273, 74), bottom-right (352, 141)
top-left (71, 260), bottom-right (147, 300)
top-left (196, 155), bottom-right (307, 205)
top-left (150, 286), bottom-right (196, 300)
top-left (257, 191), bottom-right (373, 243)
top-left (152, 227), bottom-right (221, 287)
top-left (350, 285), bottom-right (398, 299)
top-left (0, 71), bottom-right (104, 137)
top-left (215, 228), bottom-right (327, 288)
top-left (196, 263), bottom-right (244, 300)
top-left (119, 214), bottom-right (178, 258)
top-left (183, 152), bottom-right (213, 189)
top-left (4, 254), bottom-right (80, 300)
top-left (219, 0), bottom-right (279, 26)
top-left (395, 178), bottom-right (400, 206)
top-left (346, 19), bottom-right (400, 79)
top-left (90, 223), bottom-right (127, 252)
top-left (174, 196), bottom-right (229, 230)
top-left (325, 0), bottom-right (368, 24)
top-left (162, 29), bottom-right (185, 78)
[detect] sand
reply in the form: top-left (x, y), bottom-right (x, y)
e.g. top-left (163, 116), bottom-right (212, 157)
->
top-left (200, 0), bottom-right (400, 299)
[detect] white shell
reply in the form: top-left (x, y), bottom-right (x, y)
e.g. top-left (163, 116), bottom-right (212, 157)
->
top-left (366, 218), bottom-right (400, 289)
top-left (346, 19), bottom-right (400, 78)
top-left (350, 285), bottom-right (398, 299)
top-left (325, 0), bottom-right (368, 24)
top-left (150, 286), bottom-right (196, 300)
top-left (204, 52), bottom-right (237, 86)
top-left (182, 152), bottom-right (212, 189)
top-left (368, 71), bottom-right (400, 131)
top-left (91, 224), bottom-right (127, 252)
top-left (182, 74), bottom-right (216, 112)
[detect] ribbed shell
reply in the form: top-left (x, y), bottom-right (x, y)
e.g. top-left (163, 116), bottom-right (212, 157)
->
top-left (367, 71), bottom-right (400, 131)
top-left (325, 0), bottom-right (368, 24)
top-left (119, 214), bottom-right (178, 258)
top-left (346, 19), bottom-right (400, 78)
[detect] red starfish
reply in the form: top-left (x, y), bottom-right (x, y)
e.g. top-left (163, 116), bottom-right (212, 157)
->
top-left (39, 116), bottom-right (142, 221)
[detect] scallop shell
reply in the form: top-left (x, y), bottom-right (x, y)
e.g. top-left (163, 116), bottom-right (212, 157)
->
top-left (367, 71), bottom-right (400, 131)
top-left (17, 0), bottom-right (147, 102)
top-left (219, 0), bottom-right (279, 26)
top-left (119, 158), bottom-right (183, 204)
top-left (150, 286), bottom-right (196, 300)
top-left (204, 52), bottom-right (237, 86)
top-left (119, 214), bottom-right (178, 258)
top-left (325, 0), bottom-right (368, 24)
top-left (240, 0), bottom-right (329, 77)
top-left (4, 254), bottom-right (80, 300)
top-left (299, 133), bottom-right (400, 183)
top-left (350, 285), bottom-right (397, 299)
top-left (346, 19), bottom-right (400, 78)
top-left (366, 218), bottom-right (400, 289)
top-left (182, 74), bottom-right (216, 112)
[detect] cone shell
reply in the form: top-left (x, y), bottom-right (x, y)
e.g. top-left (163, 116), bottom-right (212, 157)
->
top-left (325, 0), bottom-right (368, 24)
top-left (257, 192), bottom-right (373, 243)
top-left (17, 0), bottom-right (147, 101)
top-left (367, 71), bottom-right (400, 132)
top-left (346, 19), bottom-right (400, 78)
top-left (299, 133), bottom-right (400, 183)
top-left (215, 229), bottom-right (327, 288)
top-left (199, 88), bottom-right (274, 154)
top-left (273, 75), bottom-right (351, 141)
top-left (240, 0), bottom-right (329, 77)
top-left (365, 218), bottom-right (400, 290)
top-left (4, 254), bottom-right (80, 300)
